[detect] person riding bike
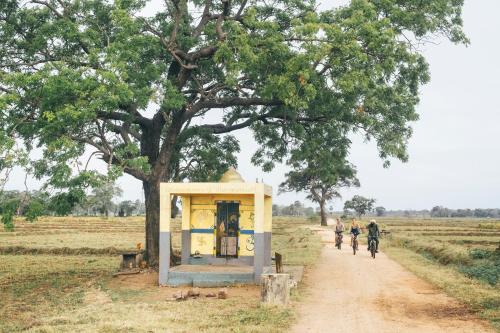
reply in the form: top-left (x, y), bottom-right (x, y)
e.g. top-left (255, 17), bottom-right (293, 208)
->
top-left (334, 218), bottom-right (344, 244)
top-left (366, 219), bottom-right (380, 253)
top-left (350, 219), bottom-right (361, 247)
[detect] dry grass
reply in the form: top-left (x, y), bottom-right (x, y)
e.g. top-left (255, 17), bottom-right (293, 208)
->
top-left (272, 217), bottom-right (323, 266)
top-left (378, 217), bottom-right (500, 331)
top-left (0, 216), bottom-right (180, 253)
top-left (0, 255), bottom-right (119, 332)
top-left (0, 216), bottom-right (321, 333)
top-left (384, 247), bottom-right (500, 331)
top-left (0, 246), bottom-right (132, 256)
top-left (0, 232), bottom-right (145, 250)
top-left (25, 284), bottom-right (292, 333)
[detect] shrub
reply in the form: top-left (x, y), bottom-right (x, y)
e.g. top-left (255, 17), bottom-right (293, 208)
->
top-left (469, 248), bottom-right (492, 260)
top-left (25, 200), bottom-right (46, 222)
top-left (459, 264), bottom-right (499, 286)
top-left (1, 210), bottom-right (15, 231)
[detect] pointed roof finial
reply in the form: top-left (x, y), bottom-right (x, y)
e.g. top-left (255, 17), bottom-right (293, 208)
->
top-left (219, 167), bottom-right (245, 183)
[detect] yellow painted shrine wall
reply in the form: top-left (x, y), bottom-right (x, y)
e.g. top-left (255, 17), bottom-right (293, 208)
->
top-left (188, 194), bottom-right (255, 257)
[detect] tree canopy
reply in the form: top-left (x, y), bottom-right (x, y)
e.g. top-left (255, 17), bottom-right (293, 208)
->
top-left (0, 0), bottom-right (467, 263)
top-left (279, 123), bottom-right (359, 225)
top-left (344, 194), bottom-right (376, 218)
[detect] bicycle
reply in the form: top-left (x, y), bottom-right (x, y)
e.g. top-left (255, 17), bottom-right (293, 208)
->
top-left (368, 236), bottom-right (377, 259)
top-left (351, 234), bottom-right (358, 255)
top-left (335, 231), bottom-right (343, 250)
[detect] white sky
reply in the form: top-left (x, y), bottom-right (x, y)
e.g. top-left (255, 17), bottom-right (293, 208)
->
top-left (4, 0), bottom-right (500, 210)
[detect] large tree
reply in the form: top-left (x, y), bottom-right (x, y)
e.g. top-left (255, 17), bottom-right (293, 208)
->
top-left (281, 162), bottom-right (360, 226)
top-left (0, 0), bottom-right (467, 265)
top-left (280, 125), bottom-right (359, 226)
top-left (344, 195), bottom-right (376, 218)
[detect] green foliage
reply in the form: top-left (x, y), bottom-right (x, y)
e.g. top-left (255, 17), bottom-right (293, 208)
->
top-left (469, 248), bottom-right (494, 260)
top-left (117, 200), bottom-right (137, 217)
top-left (48, 189), bottom-right (85, 216)
top-left (0, 0), bottom-right (468, 256)
top-left (375, 206), bottom-right (386, 217)
top-left (25, 199), bottom-right (45, 222)
top-left (1, 209), bottom-right (15, 231)
top-left (0, 196), bottom-right (18, 230)
top-left (279, 123), bottom-right (359, 225)
top-left (462, 248), bottom-right (500, 286)
top-left (0, 0), bottom-right (468, 186)
top-left (344, 195), bottom-right (376, 217)
top-left (90, 182), bottom-right (122, 217)
top-left (170, 131), bottom-right (240, 182)
top-left (459, 264), bottom-right (499, 286)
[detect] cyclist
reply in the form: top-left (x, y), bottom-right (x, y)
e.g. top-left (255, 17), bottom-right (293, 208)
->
top-left (366, 219), bottom-right (380, 253)
top-left (350, 218), bottom-right (361, 247)
top-left (334, 218), bottom-right (344, 245)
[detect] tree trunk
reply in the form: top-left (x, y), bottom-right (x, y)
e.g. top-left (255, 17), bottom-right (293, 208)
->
top-left (319, 200), bottom-right (327, 226)
top-left (139, 112), bottom-right (183, 267)
top-left (143, 180), bottom-right (160, 267)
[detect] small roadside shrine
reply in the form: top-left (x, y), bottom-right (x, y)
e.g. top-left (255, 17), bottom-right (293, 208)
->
top-left (159, 168), bottom-right (273, 286)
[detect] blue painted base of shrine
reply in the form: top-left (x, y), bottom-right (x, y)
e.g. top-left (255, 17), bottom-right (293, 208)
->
top-left (166, 265), bottom-right (256, 287)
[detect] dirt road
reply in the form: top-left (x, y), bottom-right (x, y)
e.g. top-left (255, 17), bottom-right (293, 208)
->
top-left (291, 228), bottom-right (495, 333)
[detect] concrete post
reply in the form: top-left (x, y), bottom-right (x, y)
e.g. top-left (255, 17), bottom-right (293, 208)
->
top-left (159, 187), bottom-right (171, 285)
top-left (264, 196), bottom-right (272, 266)
top-left (254, 184), bottom-right (265, 283)
top-left (181, 196), bottom-right (191, 264)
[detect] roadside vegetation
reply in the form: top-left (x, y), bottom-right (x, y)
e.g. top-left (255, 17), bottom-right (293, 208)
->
top-left (377, 218), bottom-right (500, 331)
top-left (3, 214), bottom-right (498, 331)
top-left (0, 216), bottom-right (321, 332)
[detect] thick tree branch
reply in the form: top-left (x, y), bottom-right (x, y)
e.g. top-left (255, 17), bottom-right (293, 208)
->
top-left (105, 121), bottom-right (134, 145)
top-left (236, 0), bottom-right (247, 18)
top-left (187, 96), bottom-right (281, 120)
top-left (96, 110), bottom-right (151, 127)
top-left (192, 0), bottom-right (213, 38)
top-left (31, 0), bottom-right (63, 18)
top-left (169, 0), bottom-right (185, 44)
top-left (72, 135), bottom-right (148, 181)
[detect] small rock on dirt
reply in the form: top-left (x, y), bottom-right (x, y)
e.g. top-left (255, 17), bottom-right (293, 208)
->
top-left (217, 288), bottom-right (228, 299)
top-left (188, 288), bottom-right (200, 297)
top-left (173, 291), bottom-right (187, 301)
top-left (138, 260), bottom-right (148, 269)
top-left (205, 292), bottom-right (217, 297)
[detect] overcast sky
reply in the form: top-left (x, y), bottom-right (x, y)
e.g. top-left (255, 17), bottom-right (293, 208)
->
top-left (4, 0), bottom-right (499, 210)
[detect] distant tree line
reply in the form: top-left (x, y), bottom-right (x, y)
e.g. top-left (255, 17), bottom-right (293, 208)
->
top-left (272, 201), bottom-right (317, 217)
top-left (0, 189), bottom-right (145, 218)
top-left (273, 204), bottom-right (500, 220)
top-left (430, 206), bottom-right (500, 218)
top-left (0, 188), bottom-right (145, 230)
top-left (339, 206), bottom-right (500, 218)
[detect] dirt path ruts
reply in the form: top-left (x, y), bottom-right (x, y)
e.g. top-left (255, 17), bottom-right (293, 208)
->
top-left (291, 227), bottom-right (495, 333)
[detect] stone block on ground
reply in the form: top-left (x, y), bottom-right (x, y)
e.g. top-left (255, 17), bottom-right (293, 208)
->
top-left (261, 273), bottom-right (290, 305)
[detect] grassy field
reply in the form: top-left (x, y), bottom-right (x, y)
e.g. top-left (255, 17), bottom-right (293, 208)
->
top-left (2, 216), bottom-right (499, 332)
top-left (0, 216), bottom-right (321, 333)
top-left (372, 217), bottom-right (500, 331)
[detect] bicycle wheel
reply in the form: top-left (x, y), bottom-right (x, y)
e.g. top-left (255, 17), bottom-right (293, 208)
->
top-left (371, 242), bottom-right (376, 259)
